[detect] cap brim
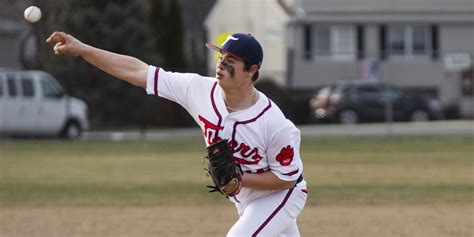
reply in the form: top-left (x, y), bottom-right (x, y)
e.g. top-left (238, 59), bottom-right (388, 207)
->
top-left (205, 43), bottom-right (222, 52)
top-left (205, 43), bottom-right (243, 61)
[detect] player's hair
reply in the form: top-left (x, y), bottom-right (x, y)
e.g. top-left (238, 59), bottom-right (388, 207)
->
top-left (243, 61), bottom-right (259, 82)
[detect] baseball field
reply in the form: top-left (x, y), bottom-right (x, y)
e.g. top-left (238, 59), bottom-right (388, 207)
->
top-left (0, 136), bottom-right (472, 236)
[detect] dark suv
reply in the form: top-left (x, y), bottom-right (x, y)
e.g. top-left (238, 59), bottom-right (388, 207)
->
top-left (309, 81), bottom-right (439, 124)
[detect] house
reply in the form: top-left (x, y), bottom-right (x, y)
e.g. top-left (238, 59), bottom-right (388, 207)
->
top-left (0, 0), bottom-right (33, 69)
top-left (179, 0), bottom-right (216, 74)
top-left (205, 0), bottom-right (294, 87)
top-left (205, 0), bottom-right (473, 119)
top-left (288, 0), bottom-right (474, 118)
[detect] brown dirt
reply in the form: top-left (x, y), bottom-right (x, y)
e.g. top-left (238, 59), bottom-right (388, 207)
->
top-left (1, 204), bottom-right (472, 237)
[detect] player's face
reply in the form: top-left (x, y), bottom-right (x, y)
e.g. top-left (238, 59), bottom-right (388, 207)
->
top-left (215, 54), bottom-right (249, 85)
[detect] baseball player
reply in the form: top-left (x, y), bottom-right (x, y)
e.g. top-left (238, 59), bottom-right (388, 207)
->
top-left (47, 31), bottom-right (307, 236)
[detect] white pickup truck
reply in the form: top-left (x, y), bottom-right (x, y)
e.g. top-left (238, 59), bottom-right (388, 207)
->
top-left (0, 69), bottom-right (89, 138)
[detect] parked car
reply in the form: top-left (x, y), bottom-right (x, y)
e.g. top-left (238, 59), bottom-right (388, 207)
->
top-left (309, 80), bottom-right (440, 124)
top-left (0, 69), bottom-right (89, 138)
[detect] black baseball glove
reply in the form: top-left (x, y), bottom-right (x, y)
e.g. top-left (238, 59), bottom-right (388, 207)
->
top-left (203, 139), bottom-right (242, 197)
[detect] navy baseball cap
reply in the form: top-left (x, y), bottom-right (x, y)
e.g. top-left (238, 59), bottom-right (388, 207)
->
top-left (206, 33), bottom-right (263, 69)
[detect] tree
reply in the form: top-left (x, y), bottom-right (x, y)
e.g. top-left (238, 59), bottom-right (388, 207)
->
top-left (27, 0), bottom-right (195, 128)
top-left (147, 0), bottom-right (194, 127)
top-left (40, 0), bottom-right (161, 127)
top-left (148, 0), bottom-right (186, 71)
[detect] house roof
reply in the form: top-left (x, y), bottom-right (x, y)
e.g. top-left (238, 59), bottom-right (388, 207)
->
top-left (277, 0), bottom-right (295, 15)
top-left (301, 0), bottom-right (474, 13)
top-left (290, 0), bottom-right (474, 23)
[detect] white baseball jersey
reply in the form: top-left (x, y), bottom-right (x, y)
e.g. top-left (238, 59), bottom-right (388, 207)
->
top-left (145, 66), bottom-right (306, 206)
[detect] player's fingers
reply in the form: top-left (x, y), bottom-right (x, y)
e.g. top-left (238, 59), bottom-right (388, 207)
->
top-left (46, 32), bottom-right (58, 43)
top-left (53, 43), bottom-right (59, 54)
top-left (46, 31), bottom-right (67, 43)
top-left (53, 42), bottom-right (65, 54)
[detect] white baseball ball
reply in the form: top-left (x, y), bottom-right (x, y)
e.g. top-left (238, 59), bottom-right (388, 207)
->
top-left (24, 6), bottom-right (42, 23)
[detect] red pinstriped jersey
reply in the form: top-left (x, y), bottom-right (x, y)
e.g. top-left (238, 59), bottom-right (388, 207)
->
top-left (146, 66), bottom-right (305, 204)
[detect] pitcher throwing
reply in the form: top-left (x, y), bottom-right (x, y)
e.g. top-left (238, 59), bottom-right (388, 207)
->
top-left (47, 31), bottom-right (307, 236)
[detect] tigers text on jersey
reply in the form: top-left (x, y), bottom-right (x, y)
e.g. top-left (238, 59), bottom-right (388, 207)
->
top-left (146, 66), bottom-right (305, 204)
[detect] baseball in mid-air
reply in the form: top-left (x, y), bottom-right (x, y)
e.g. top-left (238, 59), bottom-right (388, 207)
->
top-left (24, 6), bottom-right (42, 23)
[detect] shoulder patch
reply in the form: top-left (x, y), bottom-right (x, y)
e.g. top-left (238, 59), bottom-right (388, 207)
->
top-left (276, 145), bottom-right (294, 166)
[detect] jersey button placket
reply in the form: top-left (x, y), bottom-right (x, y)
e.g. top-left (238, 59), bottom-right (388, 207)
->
top-left (221, 116), bottom-right (233, 139)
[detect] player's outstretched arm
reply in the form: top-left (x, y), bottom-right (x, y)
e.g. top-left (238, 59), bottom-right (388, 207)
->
top-left (46, 31), bottom-right (148, 88)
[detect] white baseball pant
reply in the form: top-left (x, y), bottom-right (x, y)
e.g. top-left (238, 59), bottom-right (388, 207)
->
top-left (227, 186), bottom-right (307, 237)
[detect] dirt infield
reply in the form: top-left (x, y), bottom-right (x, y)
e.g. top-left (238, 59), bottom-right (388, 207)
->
top-left (1, 204), bottom-right (472, 237)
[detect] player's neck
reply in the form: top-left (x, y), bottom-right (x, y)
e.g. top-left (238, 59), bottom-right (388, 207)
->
top-left (223, 87), bottom-right (259, 113)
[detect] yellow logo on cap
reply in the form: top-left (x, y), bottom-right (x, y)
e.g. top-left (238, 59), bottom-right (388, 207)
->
top-left (215, 32), bottom-right (231, 62)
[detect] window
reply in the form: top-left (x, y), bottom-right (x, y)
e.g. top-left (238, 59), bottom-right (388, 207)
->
top-left (0, 78), bottom-right (3, 97)
top-left (379, 84), bottom-right (405, 100)
top-left (387, 25), bottom-right (432, 58)
top-left (7, 76), bottom-right (17, 97)
top-left (41, 78), bottom-right (62, 98)
top-left (356, 85), bottom-right (380, 94)
top-left (314, 28), bottom-right (330, 56)
top-left (413, 26), bottom-right (430, 55)
top-left (21, 78), bottom-right (35, 97)
top-left (388, 26), bottom-right (405, 56)
top-left (310, 25), bottom-right (356, 61)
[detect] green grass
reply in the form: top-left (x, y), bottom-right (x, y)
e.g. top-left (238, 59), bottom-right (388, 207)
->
top-left (0, 137), bottom-right (472, 206)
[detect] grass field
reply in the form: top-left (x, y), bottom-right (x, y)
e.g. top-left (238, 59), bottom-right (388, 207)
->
top-left (0, 136), bottom-right (473, 236)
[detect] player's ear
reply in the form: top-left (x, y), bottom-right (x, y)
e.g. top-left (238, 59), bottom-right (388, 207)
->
top-left (248, 65), bottom-right (259, 82)
top-left (249, 65), bottom-right (258, 74)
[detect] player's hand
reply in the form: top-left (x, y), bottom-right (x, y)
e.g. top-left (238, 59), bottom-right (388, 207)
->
top-left (46, 31), bottom-right (84, 57)
top-left (222, 178), bottom-right (242, 196)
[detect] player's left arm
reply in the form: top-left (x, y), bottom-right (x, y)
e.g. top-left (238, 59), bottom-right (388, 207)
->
top-left (241, 171), bottom-right (296, 190)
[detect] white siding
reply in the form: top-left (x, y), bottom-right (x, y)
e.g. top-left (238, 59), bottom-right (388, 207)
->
top-left (205, 0), bottom-right (290, 85)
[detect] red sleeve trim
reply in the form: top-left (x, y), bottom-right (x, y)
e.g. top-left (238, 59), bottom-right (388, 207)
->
top-left (154, 67), bottom-right (160, 96)
top-left (283, 169), bottom-right (299, 176)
